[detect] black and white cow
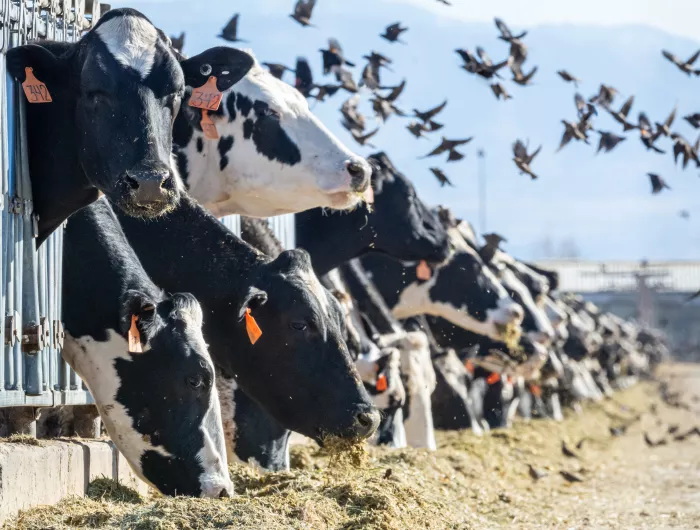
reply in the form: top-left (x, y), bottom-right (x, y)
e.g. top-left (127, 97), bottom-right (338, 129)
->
top-left (113, 196), bottom-right (380, 463)
top-left (296, 152), bottom-right (450, 276)
top-left (173, 47), bottom-right (371, 218)
top-left (62, 199), bottom-right (231, 497)
top-left (6, 9), bottom-right (190, 242)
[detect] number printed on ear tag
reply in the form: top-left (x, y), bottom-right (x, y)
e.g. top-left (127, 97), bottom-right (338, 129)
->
top-left (189, 76), bottom-right (222, 111)
top-left (22, 67), bottom-right (52, 103)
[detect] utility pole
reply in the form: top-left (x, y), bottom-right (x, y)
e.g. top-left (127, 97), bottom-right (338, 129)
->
top-left (478, 149), bottom-right (486, 233)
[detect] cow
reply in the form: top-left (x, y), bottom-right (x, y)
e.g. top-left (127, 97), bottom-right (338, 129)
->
top-left (296, 152), bottom-right (450, 276)
top-left (6, 9), bottom-right (194, 242)
top-left (172, 47), bottom-right (371, 218)
top-left (113, 196), bottom-right (380, 465)
top-left (62, 199), bottom-right (231, 498)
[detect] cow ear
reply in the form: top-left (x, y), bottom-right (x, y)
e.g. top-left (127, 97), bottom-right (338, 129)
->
top-left (6, 44), bottom-right (67, 86)
top-left (180, 46), bottom-right (255, 92)
top-left (120, 290), bottom-right (157, 332)
top-left (237, 287), bottom-right (268, 320)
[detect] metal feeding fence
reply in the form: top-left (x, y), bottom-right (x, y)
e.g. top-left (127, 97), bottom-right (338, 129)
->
top-left (0, 1), bottom-right (297, 425)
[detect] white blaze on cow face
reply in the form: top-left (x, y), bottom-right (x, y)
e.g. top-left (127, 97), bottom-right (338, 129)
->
top-left (182, 52), bottom-right (371, 218)
top-left (95, 15), bottom-right (158, 79)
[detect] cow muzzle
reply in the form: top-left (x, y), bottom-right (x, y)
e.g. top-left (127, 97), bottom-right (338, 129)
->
top-left (120, 167), bottom-right (178, 216)
top-left (345, 158), bottom-right (371, 192)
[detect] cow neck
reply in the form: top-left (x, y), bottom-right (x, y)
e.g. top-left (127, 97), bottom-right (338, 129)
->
top-left (115, 195), bottom-right (267, 305)
top-left (63, 199), bottom-right (162, 339)
top-left (340, 259), bottom-right (401, 336)
top-left (295, 206), bottom-right (375, 276)
top-left (24, 84), bottom-right (98, 244)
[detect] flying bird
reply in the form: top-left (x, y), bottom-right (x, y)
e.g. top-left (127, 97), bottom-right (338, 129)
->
top-left (320, 38), bottom-right (355, 75)
top-left (661, 49), bottom-right (700, 75)
top-left (513, 139), bottom-right (541, 179)
top-left (361, 51), bottom-right (393, 90)
top-left (508, 39), bottom-right (528, 74)
top-left (219, 14), bottom-right (246, 43)
top-left (336, 67), bottom-right (358, 93)
top-left (430, 167), bottom-right (454, 187)
top-left (340, 94), bottom-right (365, 134)
top-left (447, 149), bottom-right (465, 162)
top-left (639, 113), bottom-right (665, 154)
top-left (476, 47), bottom-right (510, 79)
top-left (558, 120), bottom-right (589, 151)
top-left (421, 137), bottom-right (473, 159)
top-left (596, 131), bottom-right (626, 154)
top-left (680, 210), bottom-right (691, 221)
top-left (655, 107), bottom-right (677, 137)
top-left (290, 0), bottom-right (316, 27)
top-left (351, 128), bottom-right (379, 148)
top-left (312, 84), bottom-right (342, 102)
top-left (414, 100), bottom-right (448, 123)
top-left (648, 173), bottom-right (670, 194)
top-left (436, 0), bottom-right (452, 5)
top-left (456, 48), bottom-right (482, 74)
top-left (495, 17), bottom-right (527, 42)
top-left (575, 93), bottom-right (597, 122)
top-left (483, 233), bottom-right (507, 249)
top-left (512, 65), bottom-right (538, 86)
top-left (381, 22), bottom-right (408, 43)
top-left (169, 32), bottom-right (185, 53)
top-left (294, 57), bottom-right (315, 97)
top-left (671, 134), bottom-right (700, 169)
top-left (607, 95), bottom-right (637, 131)
top-left (684, 113), bottom-right (700, 129)
top-left (590, 84), bottom-right (618, 109)
top-left (262, 62), bottom-right (294, 80)
top-left (371, 96), bottom-right (405, 122)
top-left (490, 83), bottom-right (512, 101)
top-left (557, 70), bottom-right (580, 87)
top-left (407, 121), bottom-right (429, 139)
top-left (528, 464), bottom-right (547, 481)
top-left (561, 441), bottom-right (579, 458)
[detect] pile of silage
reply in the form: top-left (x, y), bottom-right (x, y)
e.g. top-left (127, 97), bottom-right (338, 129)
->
top-left (3, 382), bottom-right (660, 530)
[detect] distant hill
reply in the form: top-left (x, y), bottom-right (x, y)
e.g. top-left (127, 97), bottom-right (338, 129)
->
top-left (118, 0), bottom-right (700, 260)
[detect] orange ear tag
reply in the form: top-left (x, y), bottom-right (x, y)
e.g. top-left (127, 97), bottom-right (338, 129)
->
top-left (464, 359), bottom-right (475, 374)
top-left (486, 372), bottom-right (501, 385)
top-left (245, 308), bottom-right (263, 345)
top-left (200, 110), bottom-right (219, 140)
top-left (416, 260), bottom-right (431, 281)
top-left (128, 315), bottom-right (142, 353)
top-left (529, 384), bottom-right (542, 397)
top-left (189, 76), bottom-right (223, 111)
top-left (22, 67), bottom-right (52, 103)
top-left (376, 374), bottom-right (388, 392)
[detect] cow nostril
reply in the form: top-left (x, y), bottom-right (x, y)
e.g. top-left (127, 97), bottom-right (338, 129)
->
top-left (346, 161), bottom-right (368, 185)
top-left (125, 175), bottom-right (140, 190)
top-left (357, 412), bottom-right (372, 427)
top-left (218, 488), bottom-right (230, 498)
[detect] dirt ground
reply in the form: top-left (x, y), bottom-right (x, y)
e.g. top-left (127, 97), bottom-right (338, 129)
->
top-left (4, 363), bottom-right (700, 530)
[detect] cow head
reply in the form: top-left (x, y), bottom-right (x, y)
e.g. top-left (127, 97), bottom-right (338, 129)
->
top-left (63, 292), bottom-right (231, 498)
top-left (6, 9), bottom-right (185, 220)
top-left (176, 47), bottom-right (371, 217)
top-left (218, 249), bottom-right (379, 444)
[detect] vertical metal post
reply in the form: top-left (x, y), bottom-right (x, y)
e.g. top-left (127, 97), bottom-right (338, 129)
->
top-left (477, 149), bottom-right (486, 234)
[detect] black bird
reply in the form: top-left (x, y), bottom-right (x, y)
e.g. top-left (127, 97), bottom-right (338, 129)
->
top-left (575, 93), bottom-right (597, 123)
top-left (351, 128), bottom-right (379, 148)
top-left (684, 113), bottom-right (700, 129)
top-left (513, 139), bottom-right (541, 179)
top-left (361, 52), bottom-right (392, 90)
top-left (447, 149), bottom-right (465, 162)
top-left (381, 22), bottom-right (408, 43)
top-left (421, 137), bottom-right (473, 159)
top-left (430, 167), bottom-right (454, 187)
top-left (528, 464), bottom-right (547, 481)
top-left (639, 113), bottom-right (665, 154)
top-left (436, 0), bottom-right (452, 5)
top-left (371, 96), bottom-right (405, 123)
top-left (320, 38), bottom-right (355, 75)
top-left (557, 70), bottom-right (581, 86)
top-left (290, 0), bottom-right (316, 27)
top-left (381, 80), bottom-right (406, 103)
top-left (671, 134), bottom-right (699, 169)
top-left (219, 14), bottom-right (247, 43)
top-left (295, 57), bottom-right (315, 98)
top-left (655, 107), bottom-right (677, 137)
top-left (608, 96), bottom-right (637, 131)
top-left (680, 210), bottom-right (691, 221)
top-left (648, 173), bottom-right (670, 194)
top-left (263, 62), bottom-right (294, 80)
top-left (512, 65), bottom-right (538, 86)
top-left (407, 121), bottom-right (429, 138)
top-left (644, 432), bottom-right (668, 447)
top-left (662, 49), bottom-right (700, 75)
top-left (490, 83), bottom-right (512, 101)
top-left (558, 120), bottom-right (589, 151)
top-left (596, 130), bottom-right (627, 154)
top-left (476, 47), bottom-right (510, 79)
top-left (590, 84), bottom-right (618, 109)
top-left (456, 48), bottom-right (482, 74)
top-left (340, 94), bottom-right (365, 134)
top-left (495, 17), bottom-right (527, 42)
top-left (561, 441), bottom-right (579, 458)
top-left (414, 100), bottom-right (448, 123)
top-left (170, 32), bottom-right (185, 54)
top-left (559, 470), bottom-right (584, 483)
top-left (336, 67), bottom-right (358, 93)
top-left (509, 39), bottom-right (528, 74)
top-left (313, 84), bottom-right (342, 102)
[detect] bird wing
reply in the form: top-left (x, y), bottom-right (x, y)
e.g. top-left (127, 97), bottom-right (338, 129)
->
top-left (686, 49), bottom-right (700, 66)
top-left (305, 0), bottom-right (317, 16)
top-left (574, 93), bottom-right (586, 113)
top-left (295, 58), bottom-right (314, 88)
top-left (638, 112), bottom-right (652, 131)
top-left (355, 127), bottom-right (379, 142)
top-left (664, 107), bottom-right (677, 128)
top-left (494, 18), bottom-right (512, 39)
top-left (523, 66), bottom-right (538, 82)
top-left (387, 22), bottom-right (401, 33)
top-left (384, 79), bottom-right (406, 102)
top-left (221, 13), bottom-right (239, 37)
top-left (423, 99), bottom-right (448, 120)
top-left (558, 125), bottom-right (573, 151)
top-left (423, 140), bottom-right (450, 157)
top-left (528, 145), bottom-right (542, 162)
top-left (456, 49), bottom-right (476, 64)
top-left (448, 137), bottom-right (474, 147)
top-left (447, 149), bottom-right (465, 161)
top-left (619, 95), bottom-right (634, 118)
top-left (476, 47), bottom-right (493, 67)
top-left (513, 140), bottom-right (527, 160)
top-left (662, 50), bottom-right (682, 66)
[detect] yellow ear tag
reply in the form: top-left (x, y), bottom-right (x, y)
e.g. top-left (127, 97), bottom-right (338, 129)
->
top-left (128, 315), bottom-right (142, 353)
top-left (245, 308), bottom-right (262, 345)
top-left (22, 67), bottom-right (52, 103)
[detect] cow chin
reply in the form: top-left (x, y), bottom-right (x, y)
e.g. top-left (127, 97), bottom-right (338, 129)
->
top-left (326, 191), bottom-right (364, 211)
top-left (113, 191), bottom-right (181, 219)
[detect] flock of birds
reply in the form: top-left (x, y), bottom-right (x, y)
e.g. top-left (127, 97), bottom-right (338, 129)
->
top-left (170, 0), bottom-right (699, 200)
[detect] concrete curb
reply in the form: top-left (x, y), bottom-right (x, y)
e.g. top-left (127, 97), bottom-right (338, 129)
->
top-left (0, 440), bottom-right (149, 524)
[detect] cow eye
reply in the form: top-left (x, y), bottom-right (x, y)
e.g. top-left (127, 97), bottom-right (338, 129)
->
top-left (290, 321), bottom-right (307, 331)
top-left (264, 108), bottom-right (281, 119)
top-left (187, 375), bottom-right (203, 389)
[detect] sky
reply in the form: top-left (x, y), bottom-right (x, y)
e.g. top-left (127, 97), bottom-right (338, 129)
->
top-left (112, 0), bottom-right (700, 262)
